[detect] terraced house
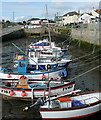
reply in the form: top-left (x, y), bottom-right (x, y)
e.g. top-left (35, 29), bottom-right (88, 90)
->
top-left (62, 11), bottom-right (80, 26)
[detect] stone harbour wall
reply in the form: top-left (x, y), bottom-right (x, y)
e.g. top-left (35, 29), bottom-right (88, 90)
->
top-left (71, 29), bottom-right (100, 46)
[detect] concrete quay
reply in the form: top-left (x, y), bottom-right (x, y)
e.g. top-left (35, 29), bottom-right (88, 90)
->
top-left (0, 25), bottom-right (22, 37)
top-left (0, 26), bottom-right (26, 40)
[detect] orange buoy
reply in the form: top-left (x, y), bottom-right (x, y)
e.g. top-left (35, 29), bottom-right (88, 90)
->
top-left (9, 90), bottom-right (15, 96)
top-left (21, 91), bottom-right (26, 97)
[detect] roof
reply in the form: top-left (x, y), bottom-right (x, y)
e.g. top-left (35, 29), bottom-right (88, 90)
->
top-left (81, 12), bottom-right (92, 16)
top-left (95, 9), bottom-right (101, 15)
top-left (63, 11), bottom-right (80, 16)
top-left (28, 18), bottom-right (40, 21)
top-left (58, 97), bottom-right (72, 102)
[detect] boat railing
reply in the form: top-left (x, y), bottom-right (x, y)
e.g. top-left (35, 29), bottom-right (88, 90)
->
top-left (80, 96), bottom-right (100, 104)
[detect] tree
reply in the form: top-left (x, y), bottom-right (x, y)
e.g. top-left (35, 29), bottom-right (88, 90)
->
top-left (6, 20), bottom-right (10, 24)
top-left (23, 21), bottom-right (26, 24)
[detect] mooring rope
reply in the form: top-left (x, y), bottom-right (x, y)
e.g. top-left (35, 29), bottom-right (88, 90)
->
top-left (71, 56), bottom-right (101, 68)
top-left (68, 64), bottom-right (101, 81)
top-left (72, 49), bottom-right (101, 61)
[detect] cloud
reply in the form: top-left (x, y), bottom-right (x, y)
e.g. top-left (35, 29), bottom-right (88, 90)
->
top-left (51, 2), bottom-right (73, 10)
top-left (77, 2), bottom-right (99, 13)
top-left (14, 16), bottom-right (31, 22)
top-left (0, 16), bottom-right (10, 21)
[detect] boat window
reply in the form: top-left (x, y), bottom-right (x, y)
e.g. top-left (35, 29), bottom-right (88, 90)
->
top-left (52, 100), bottom-right (60, 108)
top-left (68, 85), bottom-right (73, 89)
top-left (41, 52), bottom-right (52, 55)
top-left (35, 52), bottom-right (39, 57)
top-left (31, 55), bottom-right (34, 57)
top-left (20, 62), bottom-right (25, 67)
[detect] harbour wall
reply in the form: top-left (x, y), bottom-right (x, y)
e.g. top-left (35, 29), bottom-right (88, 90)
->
top-left (70, 23), bottom-right (100, 46)
top-left (71, 29), bottom-right (100, 45)
top-left (1, 24), bottom-right (101, 46)
top-left (2, 29), bottom-right (25, 41)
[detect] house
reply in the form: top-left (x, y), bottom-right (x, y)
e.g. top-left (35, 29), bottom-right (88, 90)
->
top-left (41, 19), bottom-right (49, 25)
top-left (41, 19), bottom-right (56, 26)
top-left (27, 18), bottom-right (42, 25)
top-left (91, 9), bottom-right (100, 18)
top-left (79, 10), bottom-right (100, 24)
top-left (62, 11), bottom-right (80, 26)
top-left (90, 9), bottom-right (101, 22)
top-left (79, 13), bottom-right (93, 23)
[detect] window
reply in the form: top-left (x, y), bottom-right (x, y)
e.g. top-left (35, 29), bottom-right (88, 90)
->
top-left (20, 62), bottom-right (25, 67)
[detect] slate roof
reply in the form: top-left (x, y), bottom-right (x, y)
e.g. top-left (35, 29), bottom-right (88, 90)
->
top-left (95, 9), bottom-right (101, 15)
top-left (63, 11), bottom-right (80, 16)
top-left (28, 18), bottom-right (40, 21)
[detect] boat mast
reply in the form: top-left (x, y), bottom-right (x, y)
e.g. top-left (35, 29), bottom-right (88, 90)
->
top-left (45, 4), bottom-right (51, 45)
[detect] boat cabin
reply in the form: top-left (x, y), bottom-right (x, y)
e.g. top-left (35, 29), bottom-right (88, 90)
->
top-left (41, 97), bottom-right (84, 109)
top-left (16, 76), bottom-right (28, 88)
top-left (17, 59), bottom-right (60, 72)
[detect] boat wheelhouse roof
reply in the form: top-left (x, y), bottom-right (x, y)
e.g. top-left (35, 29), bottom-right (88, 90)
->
top-left (58, 97), bottom-right (72, 102)
top-left (34, 42), bottom-right (50, 46)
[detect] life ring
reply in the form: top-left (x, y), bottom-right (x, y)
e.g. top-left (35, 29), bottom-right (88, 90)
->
top-left (20, 75), bottom-right (27, 79)
top-left (47, 64), bottom-right (51, 69)
top-left (51, 58), bottom-right (55, 62)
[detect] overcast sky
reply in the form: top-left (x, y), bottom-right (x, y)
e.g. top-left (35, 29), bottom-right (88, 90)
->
top-left (0, 0), bottom-right (100, 22)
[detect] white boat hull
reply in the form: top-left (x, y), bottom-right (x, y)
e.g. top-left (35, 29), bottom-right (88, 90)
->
top-left (0, 82), bottom-right (75, 99)
top-left (40, 92), bottom-right (101, 120)
top-left (0, 68), bottom-right (67, 83)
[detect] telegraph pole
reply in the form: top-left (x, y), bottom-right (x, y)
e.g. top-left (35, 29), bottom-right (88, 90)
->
top-left (13, 11), bottom-right (14, 22)
top-left (45, 4), bottom-right (48, 20)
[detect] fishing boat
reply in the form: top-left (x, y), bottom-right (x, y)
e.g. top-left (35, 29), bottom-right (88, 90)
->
top-left (28, 38), bottom-right (68, 57)
top-left (23, 91), bottom-right (101, 119)
top-left (0, 41), bottom-right (69, 84)
top-left (0, 57), bottom-right (68, 83)
top-left (14, 39), bottom-right (71, 69)
top-left (14, 52), bottom-right (71, 70)
top-left (0, 76), bottom-right (76, 100)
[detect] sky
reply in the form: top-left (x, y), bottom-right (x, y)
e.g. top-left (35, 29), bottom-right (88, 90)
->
top-left (0, 0), bottom-right (100, 22)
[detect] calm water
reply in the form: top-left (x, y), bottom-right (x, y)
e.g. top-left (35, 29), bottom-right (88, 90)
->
top-left (1, 36), bottom-right (101, 120)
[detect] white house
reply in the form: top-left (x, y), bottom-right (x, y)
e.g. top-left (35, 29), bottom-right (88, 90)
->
top-left (62, 11), bottom-right (80, 25)
top-left (90, 9), bottom-right (100, 18)
top-left (79, 13), bottom-right (91, 23)
top-left (27, 18), bottom-right (41, 25)
top-left (78, 11), bottom-right (99, 24)
top-left (90, 9), bottom-right (101, 22)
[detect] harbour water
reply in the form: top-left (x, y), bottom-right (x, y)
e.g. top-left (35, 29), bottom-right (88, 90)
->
top-left (0, 36), bottom-right (101, 120)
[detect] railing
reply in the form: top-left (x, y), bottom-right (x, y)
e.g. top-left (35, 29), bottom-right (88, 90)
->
top-left (80, 96), bottom-right (100, 104)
